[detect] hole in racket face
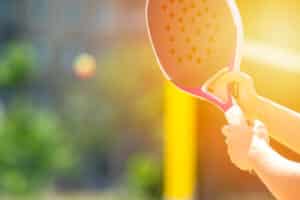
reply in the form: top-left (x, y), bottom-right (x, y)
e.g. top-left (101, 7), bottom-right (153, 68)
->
top-left (147, 0), bottom-right (242, 110)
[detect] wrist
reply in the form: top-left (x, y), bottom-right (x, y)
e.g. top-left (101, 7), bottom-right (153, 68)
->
top-left (251, 95), bottom-right (275, 122)
top-left (240, 94), bottom-right (260, 120)
top-left (234, 86), bottom-right (259, 116)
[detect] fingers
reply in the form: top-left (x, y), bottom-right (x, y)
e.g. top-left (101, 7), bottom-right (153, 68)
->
top-left (222, 120), bottom-right (269, 144)
top-left (253, 120), bottom-right (269, 143)
top-left (204, 68), bottom-right (255, 106)
top-left (222, 124), bottom-right (243, 137)
top-left (217, 71), bottom-right (254, 90)
top-left (222, 125), bottom-right (230, 137)
top-left (222, 120), bottom-right (268, 172)
top-left (222, 125), bottom-right (232, 145)
top-left (205, 69), bottom-right (254, 93)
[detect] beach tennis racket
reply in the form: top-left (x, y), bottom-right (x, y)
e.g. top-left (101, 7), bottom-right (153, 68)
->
top-left (146, 0), bottom-right (245, 123)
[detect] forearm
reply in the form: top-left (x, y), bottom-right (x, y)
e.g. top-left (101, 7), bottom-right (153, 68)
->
top-left (250, 140), bottom-right (300, 200)
top-left (251, 95), bottom-right (300, 154)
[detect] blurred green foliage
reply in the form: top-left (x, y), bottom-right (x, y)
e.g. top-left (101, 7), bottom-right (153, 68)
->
top-left (0, 102), bottom-right (73, 194)
top-left (0, 41), bottom-right (164, 196)
top-left (0, 43), bottom-right (36, 87)
top-left (126, 154), bottom-right (162, 200)
top-left (0, 42), bottom-right (73, 194)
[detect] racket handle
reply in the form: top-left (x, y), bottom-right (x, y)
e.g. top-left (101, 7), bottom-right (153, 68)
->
top-left (225, 104), bottom-right (246, 125)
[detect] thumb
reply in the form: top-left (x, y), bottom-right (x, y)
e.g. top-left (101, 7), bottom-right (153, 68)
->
top-left (252, 120), bottom-right (269, 143)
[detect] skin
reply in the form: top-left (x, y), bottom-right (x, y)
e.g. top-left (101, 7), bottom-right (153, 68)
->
top-left (205, 70), bottom-right (300, 200)
top-left (205, 69), bottom-right (300, 154)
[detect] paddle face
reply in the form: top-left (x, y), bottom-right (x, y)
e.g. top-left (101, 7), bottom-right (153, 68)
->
top-left (146, 0), bottom-right (243, 111)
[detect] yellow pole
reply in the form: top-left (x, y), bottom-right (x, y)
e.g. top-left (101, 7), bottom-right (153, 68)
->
top-left (164, 82), bottom-right (197, 200)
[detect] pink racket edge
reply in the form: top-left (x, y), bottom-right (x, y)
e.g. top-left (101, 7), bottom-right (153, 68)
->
top-left (145, 0), bottom-right (244, 113)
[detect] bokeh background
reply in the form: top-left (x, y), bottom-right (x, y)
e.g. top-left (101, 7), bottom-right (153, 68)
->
top-left (0, 0), bottom-right (300, 199)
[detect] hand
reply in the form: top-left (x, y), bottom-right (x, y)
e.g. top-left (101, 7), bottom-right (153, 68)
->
top-left (222, 120), bottom-right (270, 171)
top-left (204, 68), bottom-right (258, 119)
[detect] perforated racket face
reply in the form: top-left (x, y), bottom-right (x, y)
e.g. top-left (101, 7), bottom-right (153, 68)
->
top-left (146, 0), bottom-right (243, 111)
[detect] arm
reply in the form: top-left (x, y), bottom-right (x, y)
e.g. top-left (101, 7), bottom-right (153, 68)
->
top-left (250, 137), bottom-right (300, 200)
top-left (252, 95), bottom-right (300, 155)
top-left (205, 69), bottom-right (300, 154)
top-left (223, 119), bottom-right (300, 200)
